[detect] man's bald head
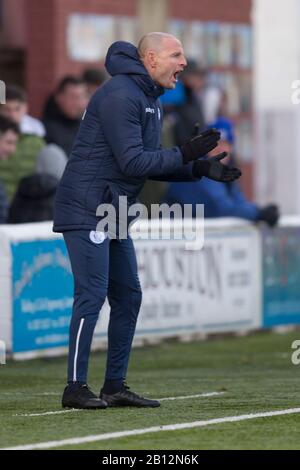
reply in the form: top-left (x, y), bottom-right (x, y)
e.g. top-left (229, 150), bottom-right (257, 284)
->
top-left (138, 32), bottom-right (181, 58)
top-left (137, 32), bottom-right (187, 89)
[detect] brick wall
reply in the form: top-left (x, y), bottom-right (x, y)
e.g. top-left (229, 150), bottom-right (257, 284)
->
top-left (25, 0), bottom-right (251, 117)
top-left (2, 0), bottom-right (254, 202)
top-left (25, 0), bottom-right (135, 116)
top-left (0, 0), bottom-right (26, 47)
top-left (170, 0), bottom-right (251, 23)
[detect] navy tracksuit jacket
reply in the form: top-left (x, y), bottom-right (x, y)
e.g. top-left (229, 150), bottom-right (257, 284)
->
top-left (53, 41), bottom-right (196, 385)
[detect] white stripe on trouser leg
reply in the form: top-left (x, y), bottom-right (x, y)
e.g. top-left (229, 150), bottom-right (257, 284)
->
top-left (73, 318), bottom-right (85, 382)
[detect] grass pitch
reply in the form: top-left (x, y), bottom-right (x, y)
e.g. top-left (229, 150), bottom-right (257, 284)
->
top-left (1, 330), bottom-right (300, 450)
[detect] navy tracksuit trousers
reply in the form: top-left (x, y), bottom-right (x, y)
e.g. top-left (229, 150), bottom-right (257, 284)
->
top-left (63, 230), bottom-right (142, 384)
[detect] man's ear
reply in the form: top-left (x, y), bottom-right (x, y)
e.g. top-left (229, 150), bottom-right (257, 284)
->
top-left (147, 50), bottom-right (157, 69)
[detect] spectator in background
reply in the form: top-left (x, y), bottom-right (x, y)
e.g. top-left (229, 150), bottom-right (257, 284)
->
top-left (199, 73), bottom-right (223, 126)
top-left (7, 144), bottom-right (67, 224)
top-left (36, 143), bottom-right (67, 180)
top-left (0, 85), bottom-right (45, 138)
top-left (0, 86), bottom-right (45, 201)
top-left (164, 117), bottom-right (280, 227)
top-left (43, 76), bottom-right (88, 156)
top-left (159, 80), bottom-right (186, 147)
top-left (172, 60), bottom-right (206, 146)
top-left (8, 173), bottom-right (59, 224)
top-left (82, 68), bottom-right (107, 98)
top-left (0, 115), bottom-right (20, 223)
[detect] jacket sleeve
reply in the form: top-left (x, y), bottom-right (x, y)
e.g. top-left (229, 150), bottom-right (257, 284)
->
top-left (201, 179), bottom-right (260, 220)
top-left (149, 162), bottom-right (201, 182)
top-left (228, 183), bottom-right (260, 220)
top-left (99, 94), bottom-right (183, 178)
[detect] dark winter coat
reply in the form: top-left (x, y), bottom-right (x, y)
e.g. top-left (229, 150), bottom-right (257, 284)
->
top-left (53, 41), bottom-right (195, 233)
top-left (8, 173), bottom-right (59, 223)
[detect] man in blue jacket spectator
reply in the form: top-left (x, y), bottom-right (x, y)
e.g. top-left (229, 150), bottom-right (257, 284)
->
top-left (165, 117), bottom-right (279, 226)
top-left (53, 33), bottom-right (241, 410)
top-left (0, 115), bottom-right (19, 223)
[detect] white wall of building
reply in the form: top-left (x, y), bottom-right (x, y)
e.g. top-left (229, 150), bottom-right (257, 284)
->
top-left (253, 0), bottom-right (300, 214)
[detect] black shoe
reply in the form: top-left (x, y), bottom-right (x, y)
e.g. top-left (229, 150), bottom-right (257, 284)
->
top-left (62, 383), bottom-right (108, 409)
top-left (100, 383), bottom-right (160, 408)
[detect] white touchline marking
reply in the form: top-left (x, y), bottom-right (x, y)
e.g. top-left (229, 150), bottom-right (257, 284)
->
top-left (13, 392), bottom-right (225, 417)
top-left (13, 409), bottom-right (82, 417)
top-left (1, 392), bottom-right (59, 396)
top-left (158, 392), bottom-right (224, 401)
top-left (5, 407), bottom-right (300, 450)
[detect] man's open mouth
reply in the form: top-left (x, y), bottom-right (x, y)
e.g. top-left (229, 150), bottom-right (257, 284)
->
top-left (173, 69), bottom-right (184, 82)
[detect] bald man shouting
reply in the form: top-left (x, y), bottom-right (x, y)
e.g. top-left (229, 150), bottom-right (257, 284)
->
top-left (53, 33), bottom-right (241, 410)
